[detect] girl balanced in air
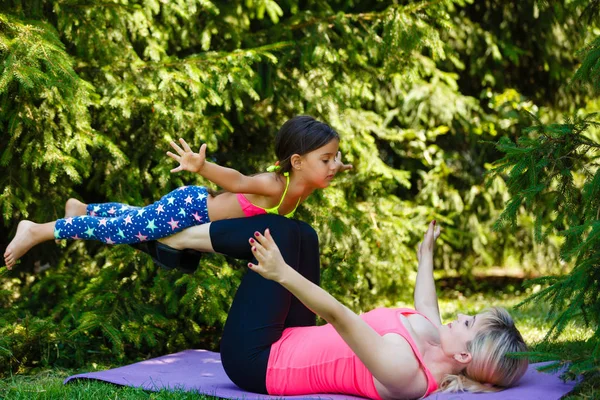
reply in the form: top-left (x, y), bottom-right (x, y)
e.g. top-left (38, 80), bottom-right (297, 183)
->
top-left (4, 116), bottom-right (352, 269)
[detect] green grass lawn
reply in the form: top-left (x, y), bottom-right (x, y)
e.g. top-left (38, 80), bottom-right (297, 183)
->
top-left (1, 284), bottom-right (598, 400)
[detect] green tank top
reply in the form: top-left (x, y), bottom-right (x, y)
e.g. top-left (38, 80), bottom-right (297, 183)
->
top-left (236, 172), bottom-right (301, 218)
top-left (264, 172), bottom-right (301, 217)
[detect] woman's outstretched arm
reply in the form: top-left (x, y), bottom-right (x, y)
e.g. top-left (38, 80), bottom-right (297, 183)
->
top-left (414, 221), bottom-right (442, 327)
top-left (248, 229), bottom-right (425, 396)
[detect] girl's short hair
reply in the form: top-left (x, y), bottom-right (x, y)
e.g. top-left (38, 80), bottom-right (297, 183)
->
top-left (275, 116), bottom-right (339, 173)
top-left (439, 307), bottom-right (528, 393)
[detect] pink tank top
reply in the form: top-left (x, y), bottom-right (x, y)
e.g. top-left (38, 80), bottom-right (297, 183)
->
top-left (266, 308), bottom-right (438, 399)
top-left (236, 193), bottom-right (269, 217)
top-left (236, 172), bottom-right (300, 218)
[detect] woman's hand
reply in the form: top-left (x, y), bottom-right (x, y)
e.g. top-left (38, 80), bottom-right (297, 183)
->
top-left (248, 229), bottom-right (290, 283)
top-left (334, 151), bottom-right (353, 175)
top-left (167, 139), bottom-right (207, 174)
top-left (417, 220), bottom-right (441, 263)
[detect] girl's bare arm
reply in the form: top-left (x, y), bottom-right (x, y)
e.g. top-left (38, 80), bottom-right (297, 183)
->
top-left (167, 139), bottom-right (281, 196)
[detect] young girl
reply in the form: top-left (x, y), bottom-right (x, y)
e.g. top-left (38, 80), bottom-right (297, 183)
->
top-left (3, 116), bottom-right (352, 269)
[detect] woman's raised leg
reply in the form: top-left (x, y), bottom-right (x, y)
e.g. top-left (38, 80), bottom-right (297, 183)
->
top-left (159, 217), bottom-right (320, 327)
top-left (284, 220), bottom-right (320, 328)
top-left (209, 215), bottom-right (319, 393)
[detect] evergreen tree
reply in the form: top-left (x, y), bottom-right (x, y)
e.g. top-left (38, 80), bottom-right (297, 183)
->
top-left (489, 34), bottom-right (600, 382)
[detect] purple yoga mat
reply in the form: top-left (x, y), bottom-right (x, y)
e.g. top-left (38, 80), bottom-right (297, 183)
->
top-left (64, 349), bottom-right (576, 399)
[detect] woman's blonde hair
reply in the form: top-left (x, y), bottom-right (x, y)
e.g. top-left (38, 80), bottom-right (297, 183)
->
top-left (439, 307), bottom-right (528, 393)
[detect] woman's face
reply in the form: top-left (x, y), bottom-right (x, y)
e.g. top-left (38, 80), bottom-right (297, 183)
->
top-left (439, 313), bottom-right (486, 362)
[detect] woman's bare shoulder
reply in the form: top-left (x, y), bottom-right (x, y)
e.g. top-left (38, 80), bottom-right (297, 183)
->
top-left (374, 335), bottom-right (430, 399)
top-left (373, 347), bottom-right (429, 399)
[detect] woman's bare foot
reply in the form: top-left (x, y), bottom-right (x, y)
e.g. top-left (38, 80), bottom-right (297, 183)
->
top-left (4, 220), bottom-right (55, 269)
top-left (158, 236), bottom-right (185, 250)
top-left (158, 223), bottom-right (214, 252)
top-left (64, 198), bottom-right (87, 218)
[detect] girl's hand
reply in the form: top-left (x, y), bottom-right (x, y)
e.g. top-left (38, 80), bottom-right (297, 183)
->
top-left (334, 151), bottom-right (353, 174)
top-left (167, 139), bottom-right (207, 174)
top-left (248, 229), bottom-right (290, 283)
top-left (417, 221), bottom-right (441, 262)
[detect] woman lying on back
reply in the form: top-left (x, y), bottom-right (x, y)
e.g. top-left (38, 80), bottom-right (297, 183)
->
top-left (158, 216), bottom-right (528, 399)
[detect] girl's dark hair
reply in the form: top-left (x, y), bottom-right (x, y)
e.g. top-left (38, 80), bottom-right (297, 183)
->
top-left (275, 116), bottom-right (339, 173)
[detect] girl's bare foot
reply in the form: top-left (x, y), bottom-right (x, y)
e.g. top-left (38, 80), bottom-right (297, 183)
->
top-left (64, 198), bottom-right (87, 218)
top-left (4, 220), bottom-right (55, 269)
top-left (55, 199), bottom-right (87, 244)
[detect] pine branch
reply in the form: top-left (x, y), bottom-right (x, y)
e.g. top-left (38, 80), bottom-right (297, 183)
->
top-left (571, 35), bottom-right (600, 93)
top-left (76, 41), bottom-right (293, 73)
top-left (286, 0), bottom-right (447, 31)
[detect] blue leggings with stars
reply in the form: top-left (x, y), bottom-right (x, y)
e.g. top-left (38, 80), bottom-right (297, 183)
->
top-left (53, 186), bottom-right (211, 244)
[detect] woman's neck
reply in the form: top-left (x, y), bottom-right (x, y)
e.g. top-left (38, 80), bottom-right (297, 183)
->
top-left (421, 342), bottom-right (465, 382)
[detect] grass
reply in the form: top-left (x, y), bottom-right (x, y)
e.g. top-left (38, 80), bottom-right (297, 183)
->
top-left (0, 373), bottom-right (218, 399)
top-left (0, 283), bottom-right (598, 399)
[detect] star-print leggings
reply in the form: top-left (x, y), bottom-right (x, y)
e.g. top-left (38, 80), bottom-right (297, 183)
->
top-left (53, 186), bottom-right (210, 244)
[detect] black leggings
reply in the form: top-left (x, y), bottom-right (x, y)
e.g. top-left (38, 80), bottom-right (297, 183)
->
top-left (209, 215), bottom-right (321, 393)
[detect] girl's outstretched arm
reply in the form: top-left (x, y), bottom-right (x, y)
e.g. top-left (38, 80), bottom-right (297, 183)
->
top-left (166, 139), bottom-right (281, 196)
top-left (248, 229), bottom-right (424, 393)
top-left (414, 221), bottom-right (442, 327)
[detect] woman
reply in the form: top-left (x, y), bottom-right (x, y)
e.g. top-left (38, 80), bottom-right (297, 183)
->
top-left (156, 215), bottom-right (528, 398)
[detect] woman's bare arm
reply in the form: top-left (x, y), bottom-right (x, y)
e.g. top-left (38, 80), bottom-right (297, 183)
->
top-left (249, 229), bottom-right (423, 392)
top-left (413, 221), bottom-right (442, 327)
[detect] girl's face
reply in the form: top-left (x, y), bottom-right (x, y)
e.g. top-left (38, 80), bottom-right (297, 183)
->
top-left (295, 139), bottom-right (340, 188)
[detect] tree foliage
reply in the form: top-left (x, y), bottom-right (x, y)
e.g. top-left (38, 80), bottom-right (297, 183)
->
top-left (488, 37), bottom-right (600, 381)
